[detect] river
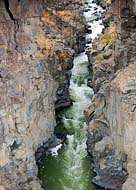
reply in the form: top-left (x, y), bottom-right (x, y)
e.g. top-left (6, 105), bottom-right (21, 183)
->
top-left (38, 0), bottom-right (104, 190)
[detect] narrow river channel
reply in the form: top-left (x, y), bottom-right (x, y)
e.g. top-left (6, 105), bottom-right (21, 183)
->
top-left (38, 1), bottom-right (104, 190)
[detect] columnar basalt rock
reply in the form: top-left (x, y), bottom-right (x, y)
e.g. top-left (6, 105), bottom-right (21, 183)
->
top-left (86, 0), bottom-right (136, 189)
top-left (0, 0), bottom-right (86, 189)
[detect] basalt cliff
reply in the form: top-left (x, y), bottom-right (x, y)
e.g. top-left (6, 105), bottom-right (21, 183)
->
top-left (0, 0), bottom-right (85, 189)
top-left (86, 0), bottom-right (136, 189)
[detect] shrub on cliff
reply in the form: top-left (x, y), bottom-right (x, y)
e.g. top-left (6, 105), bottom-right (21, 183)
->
top-left (95, 53), bottom-right (104, 63)
top-left (99, 32), bottom-right (114, 45)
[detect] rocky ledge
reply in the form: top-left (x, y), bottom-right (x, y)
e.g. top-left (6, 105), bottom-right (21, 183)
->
top-left (0, 0), bottom-right (86, 189)
top-left (85, 0), bottom-right (136, 190)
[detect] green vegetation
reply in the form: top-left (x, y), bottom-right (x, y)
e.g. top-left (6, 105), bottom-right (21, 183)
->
top-left (21, 181), bottom-right (40, 190)
top-left (22, 186), bottom-right (33, 190)
top-left (95, 53), bottom-right (104, 63)
top-left (6, 48), bottom-right (12, 53)
top-left (99, 32), bottom-right (114, 45)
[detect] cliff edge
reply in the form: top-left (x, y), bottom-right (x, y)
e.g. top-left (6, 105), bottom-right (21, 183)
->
top-left (86, 0), bottom-right (136, 189)
top-left (0, 0), bottom-right (85, 189)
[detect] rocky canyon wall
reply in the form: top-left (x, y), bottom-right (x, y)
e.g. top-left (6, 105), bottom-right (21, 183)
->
top-left (86, 0), bottom-right (136, 189)
top-left (0, 0), bottom-right (85, 189)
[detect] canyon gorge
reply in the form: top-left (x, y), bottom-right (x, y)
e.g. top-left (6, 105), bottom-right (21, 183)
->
top-left (0, 0), bottom-right (136, 190)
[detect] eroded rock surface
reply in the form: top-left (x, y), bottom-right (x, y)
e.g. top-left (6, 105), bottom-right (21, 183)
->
top-left (0, 0), bottom-right (86, 189)
top-left (86, 0), bottom-right (136, 189)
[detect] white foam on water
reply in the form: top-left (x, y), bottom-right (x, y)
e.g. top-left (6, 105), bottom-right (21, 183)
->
top-left (84, 1), bottom-right (105, 45)
top-left (89, 20), bottom-right (104, 40)
top-left (45, 1), bottom-right (105, 189)
top-left (73, 52), bottom-right (88, 65)
top-left (50, 143), bottom-right (63, 156)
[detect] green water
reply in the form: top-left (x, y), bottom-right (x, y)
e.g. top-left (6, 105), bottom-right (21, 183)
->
top-left (38, 53), bottom-right (96, 190)
top-left (38, 0), bottom-right (105, 188)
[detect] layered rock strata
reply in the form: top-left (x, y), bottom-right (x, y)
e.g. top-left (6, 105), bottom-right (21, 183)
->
top-left (86, 0), bottom-right (136, 189)
top-left (0, 0), bottom-right (85, 189)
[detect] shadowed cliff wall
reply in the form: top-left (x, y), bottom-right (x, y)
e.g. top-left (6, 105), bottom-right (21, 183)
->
top-left (86, 0), bottom-right (136, 189)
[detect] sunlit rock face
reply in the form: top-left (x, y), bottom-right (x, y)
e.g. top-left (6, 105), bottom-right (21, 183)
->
top-left (0, 0), bottom-right (86, 189)
top-left (86, 0), bottom-right (136, 189)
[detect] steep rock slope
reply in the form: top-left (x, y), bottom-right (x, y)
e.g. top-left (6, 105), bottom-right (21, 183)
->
top-left (86, 0), bottom-right (136, 189)
top-left (0, 0), bottom-right (85, 189)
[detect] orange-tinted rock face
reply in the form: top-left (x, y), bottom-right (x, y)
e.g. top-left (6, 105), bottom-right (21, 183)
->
top-left (0, 0), bottom-right (85, 189)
